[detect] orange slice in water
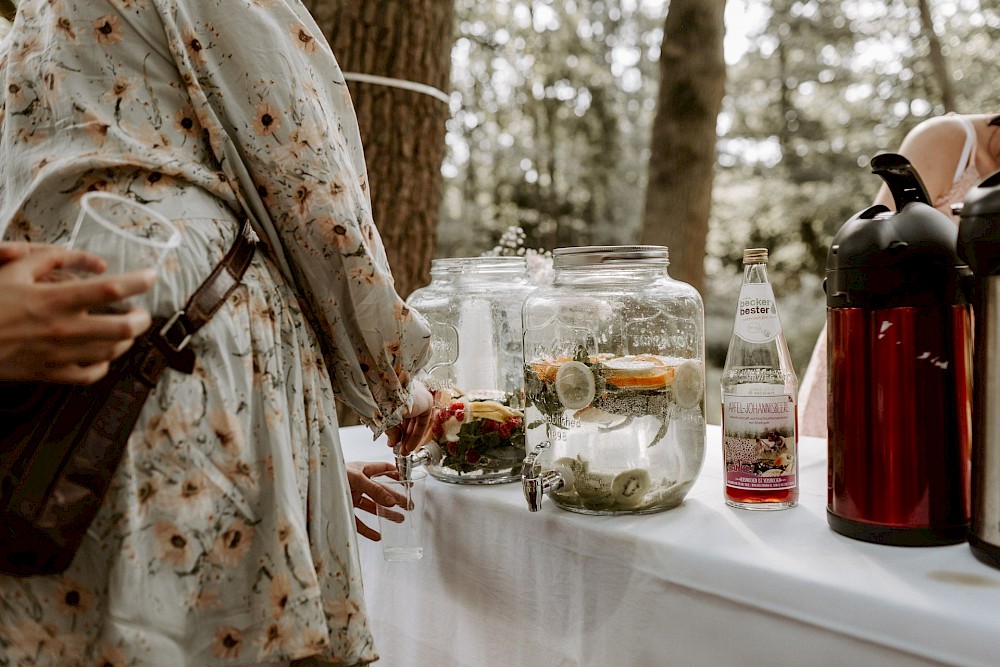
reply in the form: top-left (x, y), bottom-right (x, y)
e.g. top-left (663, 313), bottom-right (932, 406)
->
top-left (530, 356), bottom-right (572, 383)
top-left (602, 356), bottom-right (675, 390)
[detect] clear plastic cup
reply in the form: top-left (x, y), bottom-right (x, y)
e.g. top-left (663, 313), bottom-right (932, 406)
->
top-left (375, 469), bottom-right (427, 562)
top-left (63, 192), bottom-right (181, 311)
top-left (68, 191), bottom-right (180, 271)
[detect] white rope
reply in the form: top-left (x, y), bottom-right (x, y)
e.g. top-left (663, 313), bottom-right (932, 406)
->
top-left (341, 71), bottom-right (451, 105)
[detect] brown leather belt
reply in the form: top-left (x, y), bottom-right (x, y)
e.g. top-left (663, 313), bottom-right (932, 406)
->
top-left (157, 219), bottom-right (257, 370)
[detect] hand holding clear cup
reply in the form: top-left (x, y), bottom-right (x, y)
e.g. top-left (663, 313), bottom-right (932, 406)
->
top-left (346, 461), bottom-right (426, 562)
top-left (0, 242), bottom-right (156, 383)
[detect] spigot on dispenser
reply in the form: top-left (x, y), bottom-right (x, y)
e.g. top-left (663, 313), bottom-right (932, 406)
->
top-left (394, 442), bottom-right (442, 482)
top-left (521, 441), bottom-right (574, 512)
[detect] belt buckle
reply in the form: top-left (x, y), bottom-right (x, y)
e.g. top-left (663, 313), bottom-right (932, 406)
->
top-left (159, 310), bottom-right (192, 353)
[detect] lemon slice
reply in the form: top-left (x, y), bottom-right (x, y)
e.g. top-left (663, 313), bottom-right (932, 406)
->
top-left (603, 358), bottom-right (658, 375)
top-left (554, 361), bottom-right (596, 409)
top-left (672, 360), bottom-right (703, 409)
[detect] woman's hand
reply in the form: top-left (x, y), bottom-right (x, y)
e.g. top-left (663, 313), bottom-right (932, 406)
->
top-left (347, 461), bottom-right (409, 541)
top-left (386, 379), bottom-right (434, 456)
top-left (0, 243), bottom-right (155, 383)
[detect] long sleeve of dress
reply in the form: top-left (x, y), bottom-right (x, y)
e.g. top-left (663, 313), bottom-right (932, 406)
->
top-left (153, 0), bottom-right (431, 434)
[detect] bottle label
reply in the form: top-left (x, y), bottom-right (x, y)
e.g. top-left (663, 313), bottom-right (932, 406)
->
top-left (722, 393), bottom-right (797, 490)
top-left (732, 283), bottom-right (781, 343)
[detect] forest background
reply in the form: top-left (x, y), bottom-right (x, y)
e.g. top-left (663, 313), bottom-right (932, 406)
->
top-left (306, 0), bottom-right (996, 424)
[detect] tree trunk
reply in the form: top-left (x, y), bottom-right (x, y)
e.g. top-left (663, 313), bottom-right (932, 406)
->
top-left (303, 0), bottom-right (454, 298)
top-left (639, 0), bottom-right (727, 296)
top-left (917, 0), bottom-right (956, 111)
top-left (302, 0), bottom-right (454, 426)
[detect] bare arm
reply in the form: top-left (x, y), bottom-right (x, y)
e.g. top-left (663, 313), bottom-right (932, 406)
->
top-left (874, 116), bottom-right (969, 209)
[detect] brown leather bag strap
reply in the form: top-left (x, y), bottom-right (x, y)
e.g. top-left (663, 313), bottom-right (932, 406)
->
top-left (158, 219), bottom-right (256, 354)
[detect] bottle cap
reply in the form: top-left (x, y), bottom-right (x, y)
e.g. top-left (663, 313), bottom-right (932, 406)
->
top-left (742, 248), bottom-right (768, 265)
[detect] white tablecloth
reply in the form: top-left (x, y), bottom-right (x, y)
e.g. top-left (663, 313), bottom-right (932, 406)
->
top-left (342, 425), bottom-right (1000, 667)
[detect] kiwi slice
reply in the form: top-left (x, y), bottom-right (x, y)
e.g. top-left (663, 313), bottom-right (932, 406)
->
top-left (610, 468), bottom-right (652, 508)
top-left (576, 471), bottom-right (617, 510)
top-left (554, 455), bottom-right (588, 477)
top-left (552, 456), bottom-right (618, 509)
top-left (552, 456), bottom-right (587, 495)
top-left (574, 470), bottom-right (613, 498)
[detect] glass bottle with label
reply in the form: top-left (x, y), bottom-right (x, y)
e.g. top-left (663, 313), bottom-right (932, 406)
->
top-left (721, 248), bottom-right (798, 510)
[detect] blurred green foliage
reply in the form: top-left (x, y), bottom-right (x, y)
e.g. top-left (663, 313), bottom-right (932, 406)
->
top-left (437, 0), bottom-right (999, 378)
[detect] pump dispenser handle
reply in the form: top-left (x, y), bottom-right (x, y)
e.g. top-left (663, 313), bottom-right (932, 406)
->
top-left (871, 153), bottom-right (933, 210)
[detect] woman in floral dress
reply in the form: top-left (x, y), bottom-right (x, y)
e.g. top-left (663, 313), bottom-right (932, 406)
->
top-left (0, 1), bottom-right (432, 665)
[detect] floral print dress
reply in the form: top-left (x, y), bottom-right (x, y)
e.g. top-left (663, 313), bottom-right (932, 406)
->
top-left (0, 1), bottom-right (431, 665)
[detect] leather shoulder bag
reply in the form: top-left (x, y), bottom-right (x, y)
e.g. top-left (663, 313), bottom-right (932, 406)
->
top-left (0, 219), bottom-right (256, 576)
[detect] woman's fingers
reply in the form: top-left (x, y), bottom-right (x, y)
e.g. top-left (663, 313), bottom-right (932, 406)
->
top-left (359, 480), bottom-right (399, 510)
top-left (16, 309), bottom-right (150, 360)
top-left (361, 461), bottom-right (397, 477)
top-left (386, 411), bottom-right (434, 456)
top-left (6, 245), bottom-right (110, 281)
top-left (65, 307), bottom-right (152, 343)
top-left (356, 495), bottom-right (406, 519)
top-left (0, 241), bottom-right (32, 264)
top-left (374, 505), bottom-right (405, 524)
top-left (358, 482), bottom-right (408, 512)
top-left (21, 303), bottom-right (152, 349)
top-left (26, 337), bottom-right (136, 365)
top-left (404, 380), bottom-right (434, 418)
top-left (348, 460), bottom-right (413, 543)
top-left (397, 411), bottom-right (433, 456)
top-left (353, 463), bottom-right (409, 509)
top-left (387, 380), bottom-right (435, 454)
top-left (386, 425), bottom-right (401, 450)
top-left (0, 249), bottom-right (154, 384)
top-left (2, 306), bottom-right (151, 384)
top-left (46, 269), bottom-right (157, 312)
top-left (355, 516), bottom-right (381, 542)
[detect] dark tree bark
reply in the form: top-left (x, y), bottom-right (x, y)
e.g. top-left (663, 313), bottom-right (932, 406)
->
top-left (917, 0), bottom-right (957, 111)
top-left (302, 0), bottom-right (454, 426)
top-left (639, 0), bottom-right (727, 296)
top-left (302, 0), bottom-right (454, 298)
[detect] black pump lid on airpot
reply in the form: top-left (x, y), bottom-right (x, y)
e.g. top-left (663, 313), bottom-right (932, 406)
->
top-left (957, 169), bottom-right (1000, 277)
top-left (826, 153), bottom-right (968, 310)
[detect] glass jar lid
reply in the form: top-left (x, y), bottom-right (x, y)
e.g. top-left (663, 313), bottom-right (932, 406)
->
top-left (553, 245), bottom-right (669, 269)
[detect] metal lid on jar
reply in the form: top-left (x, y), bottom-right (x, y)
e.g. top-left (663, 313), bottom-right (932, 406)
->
top-left (742, 248), bottom-right (768, 265)
top-left (553, 245), bottom-right (669, 268)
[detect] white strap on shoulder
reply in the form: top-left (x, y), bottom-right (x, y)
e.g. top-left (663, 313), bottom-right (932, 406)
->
top-left (953, 116), bottom-right (977, 183)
